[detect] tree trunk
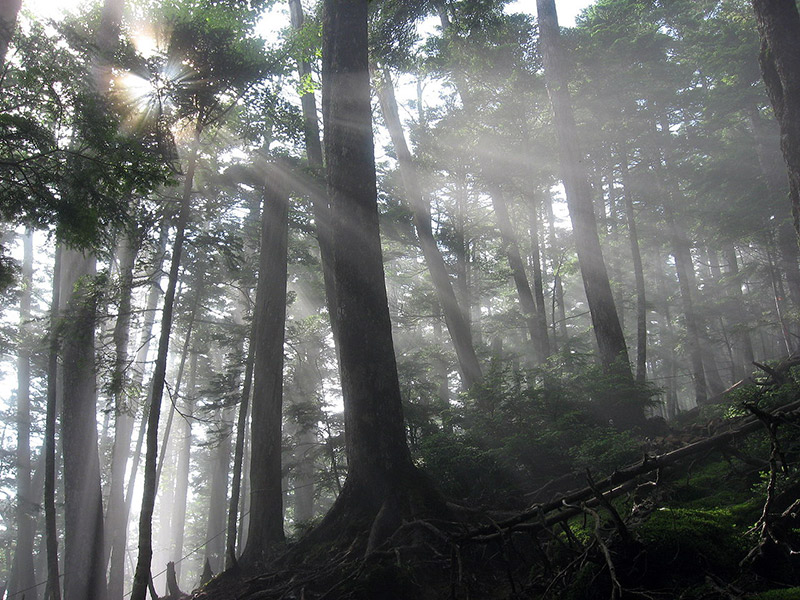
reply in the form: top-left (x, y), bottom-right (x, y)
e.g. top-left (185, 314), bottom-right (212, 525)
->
top-left (60, 248), bottom-right (107, 600)
top-left (724, 246), bottom-right (755, 376)
top-left (241, 165), bottom-right (291, 561)
top-left (376, 68), bottom-right (484, 386)
top-left (169, 348), bottom-right (196, 587)
top-left (544, 190), bottom-right (567, 347)
top-left (225, 315), bottom-right (256, 568)
top-left (751, 0), bottom-right (800, 237)
top-left (663, 195), bottom-right (708, 405)
top-left (288, 0), bottom-right (339, 345)
top-left (131, 120), bottom-right (201, 600)
top-left (44, 246), bottom-right (62, 600)
top-left (454, 183), bottom-right (477, 350)
top-left (0, 0), bottom-right (21, 70)
top-left (204, 402), bottom-right (234, 574)
top-left (619, 152), bottom-right (647, 383)
top-left (489, 185), bottom-right (550, 364)
top-left (536, 0), bottom-right (638, 425)
top-left (527, 191), bottom-right (551, 359)
top-left (103, 230), bottom-right (138, 600)
top-left (109, 227), bottom-right (167, 600)
top-left (306, 0), bottom-right (446, 552)
top-left (535, 0), bottom-right (630, 372)
top-left (9, 229), bottom-right (37, 600)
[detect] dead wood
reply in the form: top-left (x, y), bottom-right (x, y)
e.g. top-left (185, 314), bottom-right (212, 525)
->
top-left (462, 396), bottom-right (800, 542)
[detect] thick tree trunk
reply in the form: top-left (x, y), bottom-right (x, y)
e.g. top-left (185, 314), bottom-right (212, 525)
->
top-left (241, 166), bottom-right (291, 561)
top-left (10, 229), bottom-right (37, 600)
top-left (751, 0), bottom-right (800, 237)
top-left (44, 247), bottom-right (62, 600)
top-left (60, 248), bottom-right (107, 600)
top-left (307, 0), bottom-right (445, 552)
top-left (536, 0), bottom-right (638, 425)
top-left (0, 0), bottom-right (21, 70)
top-left (376, 68), bottom-right (484, 385)
top-left (535, 0), bottom-right (630, 371)
top-left (619, 153), bottom-right (647, 383)
top-left (131, 121), bottom-right (200, 600)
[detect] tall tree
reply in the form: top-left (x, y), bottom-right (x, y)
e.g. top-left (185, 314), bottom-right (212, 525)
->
top-left (376, 67), bottom-right (483, 387)
top-left (751, 0), bottom-right (800, 236)
top-left (9, 230), bottom-right (37, 600)
top-left (535, 0), bottom-right (640, 426)
top-left (241, 164), bottom-right (291, 561)
top-left (0, 0), bottom-right (21, 69)
top-left (59, 248), bottom-right (107, 600)
top-left (131, 122), bottom-right (199, 600)
top-left (44, 247), bottom-right (62, 600)
top-left (305, 0), bottom-right (445, 551)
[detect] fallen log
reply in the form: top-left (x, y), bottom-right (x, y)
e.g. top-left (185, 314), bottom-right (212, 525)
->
top-left (462, 397), bottom-right (800, 542)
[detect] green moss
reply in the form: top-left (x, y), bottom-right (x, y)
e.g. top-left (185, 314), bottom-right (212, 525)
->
top-left (752, 588), bottom-right (800, 600)
top-left (636, 508), bottom-right (748, 577)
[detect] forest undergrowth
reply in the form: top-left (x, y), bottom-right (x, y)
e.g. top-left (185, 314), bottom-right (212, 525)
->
top-left (187, 356), bottom-right (800, 600)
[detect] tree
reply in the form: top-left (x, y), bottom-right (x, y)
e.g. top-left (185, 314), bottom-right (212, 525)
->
top-left (59, 248), bottom-right (107, 600)
top-left (8, 229), bottom-right (37, 600)
top-left (751, 0), bottom-right (800, 237)
top-left (535, 0), bottom-right (642, 427)
top-left (376, 67), bottom-right (483, 388)
top-left (301, 0), bottom-right (446, 552)
top-left (0, 0), bottom-right (21, 69)
top-left (241, 163), bottom-right (290, 562)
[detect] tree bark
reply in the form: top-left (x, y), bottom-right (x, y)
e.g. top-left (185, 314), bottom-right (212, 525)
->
top-left (44, 246), bottom-right (62, 600)
top-left (225, 313), bottom-right (256, 568)
top-left (241, 165), bottom-right (291, 561)
top-left (131, 121), bottom-right (201, 600)
top-left (663, 193), bottom-right (708, 405)
top-left (60, 247), bottom-right (107, 600)
top-left (535, 0), bottom-right (630, 372)
top-left (619, 152), bottom-right (647, 383)
top-left (306, 0), bottom-right (446, 552)
top-left (288, 0), bottom-right (339, 345)
top-left (489, 184), bottom-right (550, 364)
top-left (109, 227), bottom-right (167, 600)
top-left (527, 191), bottom-right (551, 359)
top-left (169, 348), bottom-right (195, 587)
top-left (751, 0), bottom-right (800, 237)
top-left (536, 0), bottom-right (638, 425)
top-left (0, 0), bottom-right (21, 71)
top-left (9, 229), bottom-right (37, 600)
top-left (103, 230), bottom-right (138, 600)
top-left (724, 246), bottom-right (756, 376)
top-left (544, 190), bottom-right (567, 347)
top-left (204, 401), bottom-right (234, 574)
top-left (376, 67), bottom-right (484, 385)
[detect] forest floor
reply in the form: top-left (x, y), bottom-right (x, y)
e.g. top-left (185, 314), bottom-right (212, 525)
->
top-left (189, 366), bottom-right (800, 600)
